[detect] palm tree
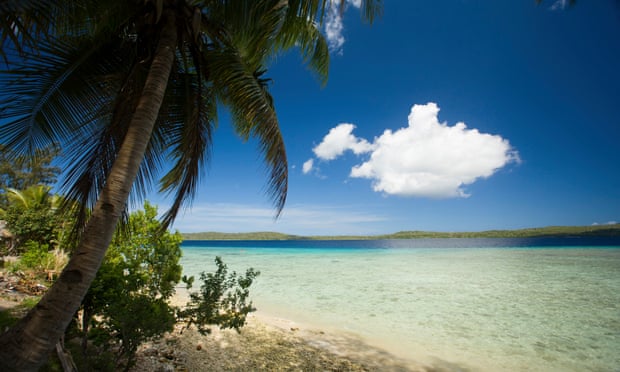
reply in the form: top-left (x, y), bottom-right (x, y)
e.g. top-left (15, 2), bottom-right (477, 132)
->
top-left (0, 185), bottom-right (67, 254)
top-left (0, 0), bottom-right (380, 369)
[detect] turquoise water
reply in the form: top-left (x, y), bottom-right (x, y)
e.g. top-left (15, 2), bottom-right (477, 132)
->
top-left (180, 239), bottom-right (620, 371)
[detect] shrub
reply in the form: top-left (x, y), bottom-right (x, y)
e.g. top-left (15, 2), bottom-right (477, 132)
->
top-left (179, 256), bottom-right (260, 335)
top-left (78, 202), bottom-right (183, 370)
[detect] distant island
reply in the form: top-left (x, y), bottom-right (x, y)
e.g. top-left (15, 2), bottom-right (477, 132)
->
top-left (182, 224), bottom-right (620, 240)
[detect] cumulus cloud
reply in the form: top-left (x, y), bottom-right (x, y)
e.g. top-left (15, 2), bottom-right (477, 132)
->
top-left (302, 158), bottom-right (314, 174)
top-left (313, 123), bottom-right (374, 160)
top-left (307, 102), bottom-right (520, 198)
top-left (324, 0), bottom-right (361, 53)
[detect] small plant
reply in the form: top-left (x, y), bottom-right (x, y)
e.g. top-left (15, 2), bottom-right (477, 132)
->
top-left (179, 256), bottom-right (260, 335)
top-left (17, 242), bottom-right (68, 279)
top-left (20, 242), bottom-right (54, 272)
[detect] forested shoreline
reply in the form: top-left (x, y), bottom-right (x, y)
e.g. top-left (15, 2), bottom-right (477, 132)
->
top-left (182, 224), bottom-right (620, 241)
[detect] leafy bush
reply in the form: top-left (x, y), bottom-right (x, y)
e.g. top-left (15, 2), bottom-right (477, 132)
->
top-left (20, 242), bottom-right (54, 271)
top-left (76, 203), bottom-right (260, 370)
top-left (0, 185), bottom-right (75, 255)
top-left (179, 256), bottom-right (260, 335)
top-left (79, 202), bottom-right (183, 370)
top-left (12, 241), bottom-right (68, 280)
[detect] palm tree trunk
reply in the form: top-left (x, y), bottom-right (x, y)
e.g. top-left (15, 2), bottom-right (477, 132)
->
top-left (0, 11), bottom-right (178, 371)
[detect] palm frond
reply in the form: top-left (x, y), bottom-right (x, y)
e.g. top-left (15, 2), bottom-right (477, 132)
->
top-left (0, 0), bottom-right (134, 63)
top-left (151, 41), bottom-right (216, 227)
top-left (59, 58), bottom-right (144, 232)
top-left (157, 65), bottom-right (217, 227)
top-left (208, 48), bottom-right (288, 215)
top-left (358, 0), bottom-right (383, 23)
top-left (283, 0), bottom-right (326, 24)
top-left (0, 34), bottom-right (129, 155)
top-left (275, 12), bottom-right (329, 85)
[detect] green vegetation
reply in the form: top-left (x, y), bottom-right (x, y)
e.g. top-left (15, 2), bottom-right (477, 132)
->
top-left (0, 2), bottom-right (381, 367)
top-left (380, 224), bottom-right (620, 239)
top-left (1, 201), bottom-right (260, 371)
top-left (77, 202), bottom-right (183, 370)
top-left (0, 185), bottom-right (74, 255)
top-left (0, 145), bottom-right (60, 210)
top-left (182, 224), bottom-right (620, 240)
top-left (178, 256), bottom-right (259, 336)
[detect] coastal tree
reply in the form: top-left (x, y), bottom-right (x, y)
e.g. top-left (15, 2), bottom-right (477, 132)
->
top-left (0, 145), bottom-right (60, 210)
top-left (0, 186), bottom-right (63, 255)
top-left (0, 0), bottom-right (381, 369)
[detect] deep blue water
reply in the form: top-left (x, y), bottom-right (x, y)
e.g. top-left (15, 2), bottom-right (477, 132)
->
top-left (181, 236), bottom-right (620, 249)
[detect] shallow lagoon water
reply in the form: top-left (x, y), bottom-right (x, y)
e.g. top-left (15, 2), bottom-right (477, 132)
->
top-left (180, 238), bottom-right (620, 371)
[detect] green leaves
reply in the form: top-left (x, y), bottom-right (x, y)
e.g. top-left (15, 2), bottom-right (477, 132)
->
top-left (1, 185), bottom-right (70, 254)
top-left (81, 203), bottom-right (260, 368)
top-left (0, 0), bottom-right (383, 230)
top-left (179, 256), bottom-right (260, 335)
top-left (81, 202), bottom-right (183, 368)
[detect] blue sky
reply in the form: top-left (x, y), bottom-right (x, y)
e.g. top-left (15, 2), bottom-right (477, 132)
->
top-left (157, 1), bottom-right (620, 235)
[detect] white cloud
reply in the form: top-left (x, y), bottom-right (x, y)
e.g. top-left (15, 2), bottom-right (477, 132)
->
top-left (593, 221), bottom-right (618, 226)
top-left (313, 123), bottom-right (374, 160)
top-left (307, 102), bottom-right (520, 198)
top-left (324, 0), bottom-right (362, 53)
top-left (302, 158), bottom-right (314, 174)
top-left (324, 4), bottom-right (345, 52)
top-left (550, 0), bottom-right (569, 11)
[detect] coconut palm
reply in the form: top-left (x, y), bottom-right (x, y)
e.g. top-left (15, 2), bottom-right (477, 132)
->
top-left (0, 0), bottom-right (380, 369)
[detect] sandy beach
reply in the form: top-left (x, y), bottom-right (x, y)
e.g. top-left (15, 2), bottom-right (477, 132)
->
top-left (131, 293), bottom-right (437, 372)
top-left (131, 312), bottom-right (444, 372)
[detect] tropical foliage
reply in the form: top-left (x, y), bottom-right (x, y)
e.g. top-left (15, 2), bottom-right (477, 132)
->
top-left (0, 1), bottom-right (380, 369)
top-left (0, 185), bottom-right (67, 254)
top-left (1, 200), bottom-right (260, 370)
top-left (77, 202), bottom-right (182, 370)
top-left (73, 202), bottom-right (259, 371)
top-left (179, 256), bottom-right (259, 336)
top-left (0, 145), bottom-right (60, 210)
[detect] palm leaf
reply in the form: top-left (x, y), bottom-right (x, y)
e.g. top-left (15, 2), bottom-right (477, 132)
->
top-left (0, 34), bottom-right (128, 155)
top-left (0, 0), bottom-right (133, 63)
top-left (207, 47), bottom-right (288, 215)
top-left (275, 12), bottom-right (330, 85)
top-left (157, 47), bottom-right (217, 227)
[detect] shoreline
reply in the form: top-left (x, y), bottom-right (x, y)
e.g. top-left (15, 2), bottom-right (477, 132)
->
top-left (142, 292), bottom-right (439, 371)
top-left (134, 313), bottom-right (432, 372)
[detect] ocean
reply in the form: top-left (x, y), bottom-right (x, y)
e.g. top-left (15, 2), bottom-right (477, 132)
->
top-left (180, 238), bottom-right (620, 371)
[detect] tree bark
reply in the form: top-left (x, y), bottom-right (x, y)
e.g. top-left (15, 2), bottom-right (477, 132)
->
top-left (0, 11), bottom-right (178, 371)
